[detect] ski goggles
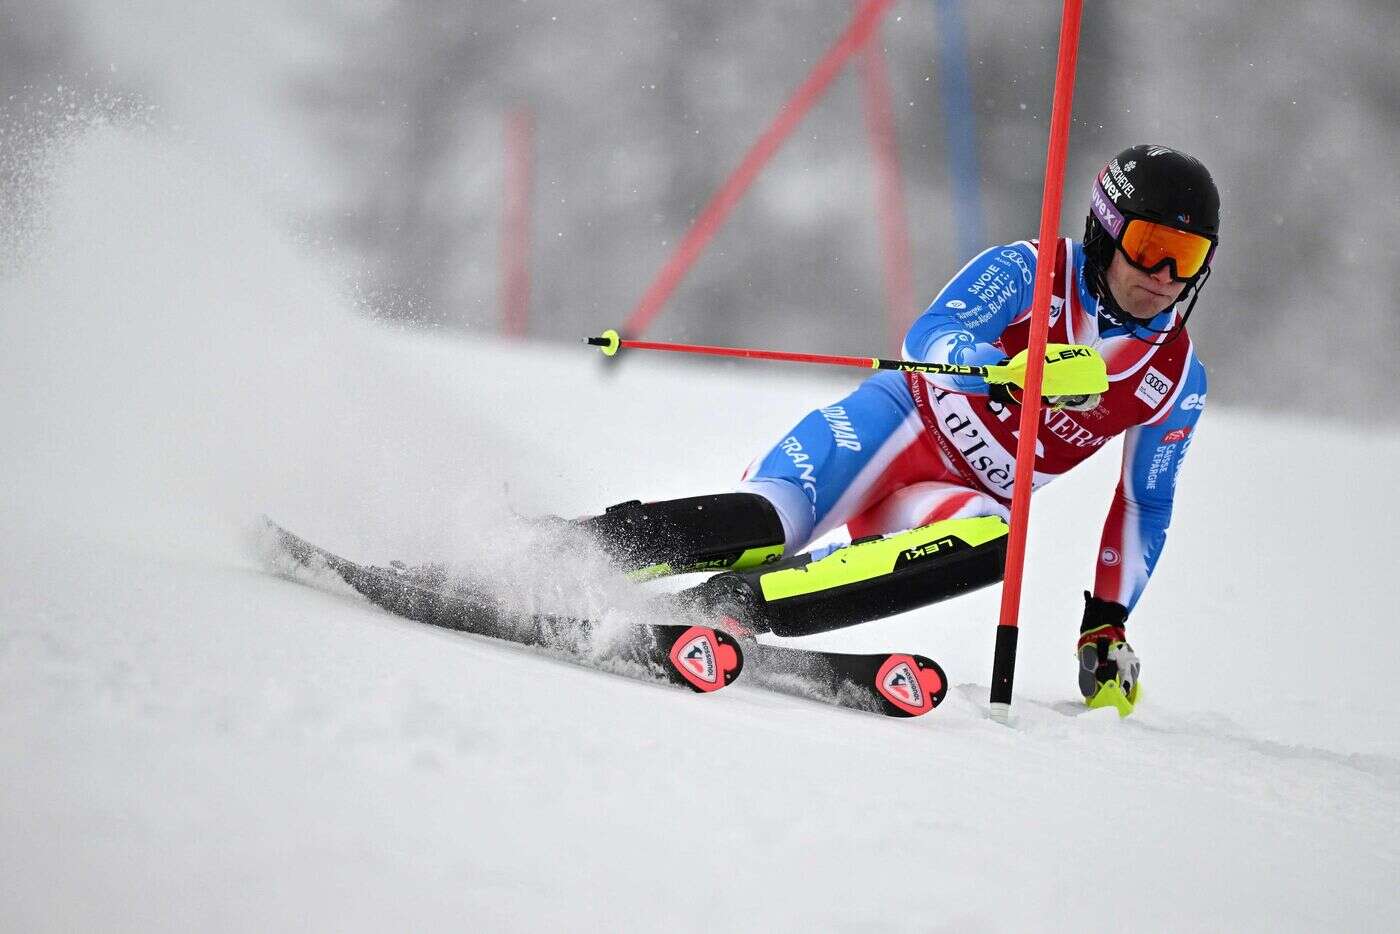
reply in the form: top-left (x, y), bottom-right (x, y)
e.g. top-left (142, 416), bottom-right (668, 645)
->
top-left (1091, 178), bottom-right (1217, 281)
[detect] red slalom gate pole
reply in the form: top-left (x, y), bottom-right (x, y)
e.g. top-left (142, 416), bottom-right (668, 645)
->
top-left (621, 0), bottom-right (896, 339)
top-left (501, 107), bottom-right (534, 338)
top-left (988, 0), bottom-right (1083, 723)
top-left (855, 3), bottom-right (915, 356)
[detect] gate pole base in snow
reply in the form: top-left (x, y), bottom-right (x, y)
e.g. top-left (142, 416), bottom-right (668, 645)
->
top-left (989, 623), bottom-right (1019, 724)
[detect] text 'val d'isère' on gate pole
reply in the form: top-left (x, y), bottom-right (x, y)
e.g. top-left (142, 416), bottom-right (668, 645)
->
top-left (988, 0), bottom-right (1084, 725)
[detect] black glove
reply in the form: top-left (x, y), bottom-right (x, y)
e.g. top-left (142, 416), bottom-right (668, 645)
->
top-left (1076, 591), bottom-right (1140, 715)
top-left (988, 381), bottom-right (1099, 412)
top-left (988, 381), bottom-right (1021, 408)
top-left (1048, 393), bottom-right (1101, 412)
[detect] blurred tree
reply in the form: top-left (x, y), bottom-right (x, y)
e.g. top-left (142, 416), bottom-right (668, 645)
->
top-left (291, 2), bottom-right (486, 321)
top-left (294, 1), bottom-right (913, 343)
top-left (0, 0), bottom-right (82, 98)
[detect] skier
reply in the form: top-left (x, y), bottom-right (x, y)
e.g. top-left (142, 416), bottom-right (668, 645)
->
top-left (580, 144), bottom-right (1219, 716)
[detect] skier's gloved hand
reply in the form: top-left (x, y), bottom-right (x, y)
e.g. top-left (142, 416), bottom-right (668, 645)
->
top-left (1077, 591), bottom-right (1140, 716)
top-left (987, 356), bottom-right (1100, 413)
top-left (988, 381), bottom-right (1020, 408)
top-left (987, 382), bottom-right (1099, 412)
top-left (1047, 393), bottom-right (1100, 412)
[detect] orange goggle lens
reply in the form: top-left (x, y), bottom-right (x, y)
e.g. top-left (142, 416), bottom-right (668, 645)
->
top-left (1119, 219), bottom-right (1215, 281)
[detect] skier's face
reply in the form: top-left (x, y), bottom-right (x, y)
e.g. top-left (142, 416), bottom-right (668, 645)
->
top-left (1105, 249), bottom-right (1189, 320)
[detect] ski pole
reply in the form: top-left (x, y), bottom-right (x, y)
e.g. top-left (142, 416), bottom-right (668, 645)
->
top-left (586, 329), bottom-right (1107, 395)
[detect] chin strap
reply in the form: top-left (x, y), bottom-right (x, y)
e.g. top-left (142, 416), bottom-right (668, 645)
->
top-left (1096, 265), bottom-right (1210, 346)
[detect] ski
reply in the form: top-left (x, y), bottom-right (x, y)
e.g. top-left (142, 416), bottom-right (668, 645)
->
top-left (260, 518), bottom-right (947, 717)
top-left (259, 518), bottom-right (742, 694)
top-left (745, 642), bottom-right (948, 718)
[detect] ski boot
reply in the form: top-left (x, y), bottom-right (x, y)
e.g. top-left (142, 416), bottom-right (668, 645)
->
top-left (677, 516), bottom-right (1009, 639)
top-left (577, 493), bottom-right (787, 578)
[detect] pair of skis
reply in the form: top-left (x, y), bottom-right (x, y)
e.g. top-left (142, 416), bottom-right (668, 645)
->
top-left (261, 519), bottom-right (948, 718)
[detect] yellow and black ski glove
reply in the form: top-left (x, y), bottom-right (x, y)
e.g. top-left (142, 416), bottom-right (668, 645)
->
top-left (1077, 591), bottom-right (1140, 716)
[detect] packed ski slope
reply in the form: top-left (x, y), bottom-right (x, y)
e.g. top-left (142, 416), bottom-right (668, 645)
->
top-left (4, 125), bottom-right (1399, 932)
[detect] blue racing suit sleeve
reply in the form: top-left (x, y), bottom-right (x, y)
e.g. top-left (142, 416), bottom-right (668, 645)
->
top-left (1095, 357), bottom-right (1207, 611)
top-left (901, 242), bottom-right (1038, 395)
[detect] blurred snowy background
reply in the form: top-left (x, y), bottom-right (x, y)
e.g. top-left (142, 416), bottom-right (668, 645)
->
top-left (6, 0), bottom-right (1397, 420)
top-left (5, 4), bottom-right (1400, 930)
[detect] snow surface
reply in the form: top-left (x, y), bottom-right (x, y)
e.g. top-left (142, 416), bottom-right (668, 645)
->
top-left (4, 124), bottom-right (1399, 933)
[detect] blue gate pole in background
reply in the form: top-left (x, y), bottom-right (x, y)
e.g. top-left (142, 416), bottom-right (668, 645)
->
top-left (935, 0), bottom-right (985, 259)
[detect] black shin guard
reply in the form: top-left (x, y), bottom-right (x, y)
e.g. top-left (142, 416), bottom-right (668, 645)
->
top-left (682, 516), bottom-right (1009, 637)
top-left (579, 493), bottom-right (786, 575)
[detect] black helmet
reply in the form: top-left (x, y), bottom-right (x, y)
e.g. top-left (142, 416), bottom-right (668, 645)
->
top-left (1082, 144), bottom-right (1220, 337)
